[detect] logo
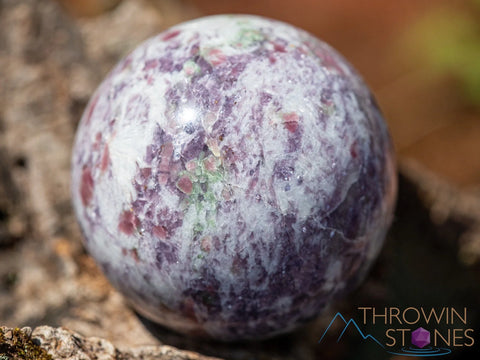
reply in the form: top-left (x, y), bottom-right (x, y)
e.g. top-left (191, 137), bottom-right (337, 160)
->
top-left (318, 307), bottom-right (475, 357)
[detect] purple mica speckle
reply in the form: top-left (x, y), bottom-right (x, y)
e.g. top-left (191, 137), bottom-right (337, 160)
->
top-left (71, 15), bottom-right (397, 340)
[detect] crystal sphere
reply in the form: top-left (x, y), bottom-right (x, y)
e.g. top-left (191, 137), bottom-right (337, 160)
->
top-left (71, 15), bottom-right (397, 341)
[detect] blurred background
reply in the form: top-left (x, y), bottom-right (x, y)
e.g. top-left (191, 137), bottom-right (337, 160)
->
top-left (1, 0), bottom-right (480, 359)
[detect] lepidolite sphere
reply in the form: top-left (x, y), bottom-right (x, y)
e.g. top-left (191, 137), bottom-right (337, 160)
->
top-left (71, 15), bottom-right (397, 340)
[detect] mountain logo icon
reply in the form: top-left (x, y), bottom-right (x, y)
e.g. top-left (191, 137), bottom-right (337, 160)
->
top-left (318, 312), bottom-right (386, 348)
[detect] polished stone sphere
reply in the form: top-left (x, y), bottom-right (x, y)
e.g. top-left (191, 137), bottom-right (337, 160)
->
top-left (71, 15), bottom-right (397, 340)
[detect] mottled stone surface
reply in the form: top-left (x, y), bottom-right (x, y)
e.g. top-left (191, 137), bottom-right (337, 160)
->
top-left (71, 15), bottom-right (397, 340)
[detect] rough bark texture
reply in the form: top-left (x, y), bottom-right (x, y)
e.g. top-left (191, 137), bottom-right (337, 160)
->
top-left (0, 326), bottom-right (219, 360)
top-left (0, 0), bottom-right (479, 359)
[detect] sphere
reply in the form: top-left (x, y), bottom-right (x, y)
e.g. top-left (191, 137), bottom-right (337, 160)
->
top-left (71, 15), bottom-right (397, 341)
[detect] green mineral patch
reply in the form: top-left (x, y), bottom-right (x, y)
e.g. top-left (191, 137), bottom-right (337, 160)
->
top-left (322, 101), bottom-right (336, 117)
top-left (183, 59), bottom-right (201, 77)
top-left (234, 28), bottom-right (264, 48)
top-left (181, 151), bottom-right (226, 235)
top-left (181, 152), bottom-right (224, 212)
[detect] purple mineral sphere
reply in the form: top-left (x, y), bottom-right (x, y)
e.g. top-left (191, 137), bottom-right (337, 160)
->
top-left (71, 15), bottom-right (397, 340)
